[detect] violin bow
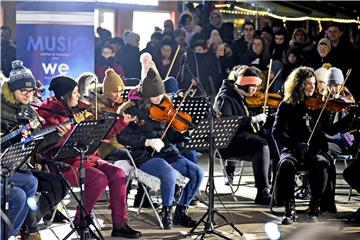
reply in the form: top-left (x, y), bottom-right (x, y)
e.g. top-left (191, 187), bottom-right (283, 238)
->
top-left (165, 45), bottom-right (180, 79)
top-left (335, 68), bottom-right (352, 99)
top-left (268, 69), bottom-right (282, 90)
top-left (307, 68), bottom-right (352, 145)
top-left (263, 59), bottom-right (273, 114)
top-left (151, 80), bottom-right (195, 156)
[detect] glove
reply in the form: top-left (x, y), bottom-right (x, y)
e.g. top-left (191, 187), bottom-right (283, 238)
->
top-left (145, 138), bottom-right (165, 152)
top-left (251, 113), bottom-right (267, 124)
top-left (296, 142), bottom-right (309, 155)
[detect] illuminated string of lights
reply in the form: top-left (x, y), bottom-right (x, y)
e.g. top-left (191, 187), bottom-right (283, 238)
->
top-left (216, 4), bottom-right (360, 24)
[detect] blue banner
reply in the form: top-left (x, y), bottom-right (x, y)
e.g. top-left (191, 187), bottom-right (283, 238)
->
top-left (16, 2), bottom-right (95, 99)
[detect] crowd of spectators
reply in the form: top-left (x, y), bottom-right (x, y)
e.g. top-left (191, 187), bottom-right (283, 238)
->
top-left (2, 4), bottom-right (360, 99)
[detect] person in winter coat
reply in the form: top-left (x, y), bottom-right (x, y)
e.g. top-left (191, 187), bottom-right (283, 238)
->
top-left (1, 60), bottom-right (68, 240)
top-left (272, 66), bottom-right (354, 225)
top-left (213, 65), bottom-right (272, 205)
top-left (116, 53), bottom-right (204, 230)
top-left (37, 75), bottom-right (141, 239)
top-left (95, 44), bottom-right (125, 83)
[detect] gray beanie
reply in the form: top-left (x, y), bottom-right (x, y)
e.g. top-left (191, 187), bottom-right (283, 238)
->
top-left (326, 67), bottom-right (344, 85)
top-left (140, 68), bottom-right (165, 98)
top-left (317, 38), bottom-right (332, 50)
top-left (8, 60), bottom-right (36, 92)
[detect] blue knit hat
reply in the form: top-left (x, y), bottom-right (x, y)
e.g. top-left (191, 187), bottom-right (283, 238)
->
top-left (8, 60), bottom-right (36, 92)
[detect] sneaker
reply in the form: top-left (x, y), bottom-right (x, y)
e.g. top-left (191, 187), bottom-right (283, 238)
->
top-left (255, 188), bottom-right (272, 205)
top-left (224, 175), bottom-right (234, 186)
top-left (111, 225), bottom-right (142, 239)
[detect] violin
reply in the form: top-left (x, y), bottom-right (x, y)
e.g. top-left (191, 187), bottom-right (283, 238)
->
top-left (149, 98), bottom-right (194, 132)
top-left (245, 91), bottom-right (283, 108)
top-left (305, 95), bottom-right (355, 112)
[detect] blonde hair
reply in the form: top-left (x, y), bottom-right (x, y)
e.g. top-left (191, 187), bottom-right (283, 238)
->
top-left (284, 66), bottom-right (315, 104)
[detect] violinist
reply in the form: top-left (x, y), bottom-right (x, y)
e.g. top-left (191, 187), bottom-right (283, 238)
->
top-left (272, 66), bottom-right (354, 225)
top-left (1, 60), bottom-right (68, 239)
top-left (37, 75), bottom-right (141, 238)
top-left (321, 67), bottom-right (356, 158)
top-left (116, 53), bottom-right (204, 229)
top-left (214, 65), bottom-right (272, 205)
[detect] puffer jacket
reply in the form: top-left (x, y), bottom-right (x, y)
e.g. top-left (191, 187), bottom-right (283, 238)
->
top-left (37, 97), bottom-right (109, 185)
top-left (116, 91), bottom-right (181, 166)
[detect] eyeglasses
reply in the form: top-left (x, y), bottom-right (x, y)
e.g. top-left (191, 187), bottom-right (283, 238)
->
top-left (244, 28), bottom-right (254, 31)
top-left (20, 89), bottom-right (35, 95)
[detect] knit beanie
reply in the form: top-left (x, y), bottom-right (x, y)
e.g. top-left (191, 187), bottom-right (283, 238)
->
top-left (140, 52), bottom-right (159, 80)
top-left (326, 67), bottom-right (344, 85)
top-left (103, 68), bottom-right (125, 97)
top-left (124, 31), bottom-right (140, 47)
top-left (49, 76), bottom-right (77, 99)
top-left (8, 60), bottom-right (36, 91)
top-left (140, 68), bottom-right (165, 98)
top-left (317, 38), bottom-right (332, 50)
top-left (315, 67), bottom-right (329, 83)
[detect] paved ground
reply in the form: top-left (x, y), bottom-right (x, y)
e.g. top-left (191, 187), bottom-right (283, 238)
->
top-left (39, 153), bottom-right (360, 239)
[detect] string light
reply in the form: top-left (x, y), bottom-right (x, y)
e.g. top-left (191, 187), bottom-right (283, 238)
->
top-left (217, 5), bottom-right (360, 25)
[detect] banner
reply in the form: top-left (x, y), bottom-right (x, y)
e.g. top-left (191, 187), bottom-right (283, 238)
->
top-left (16, 1), bottom-right (95, 98)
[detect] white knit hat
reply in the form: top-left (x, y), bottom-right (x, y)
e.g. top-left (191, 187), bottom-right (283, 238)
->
top-left (326, 67), bottom-right (344, 85)
top-left (315, 67), bottom-right (329, 83)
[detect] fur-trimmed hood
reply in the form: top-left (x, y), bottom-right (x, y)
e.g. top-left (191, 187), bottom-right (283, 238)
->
top-left (1, 81), bottom-right (17, 105)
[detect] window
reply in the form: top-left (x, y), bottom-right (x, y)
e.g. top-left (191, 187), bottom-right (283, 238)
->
top-left (95, 8), bottom-right (115, 37)
top-left (133, 11), bottom-right (170, 49)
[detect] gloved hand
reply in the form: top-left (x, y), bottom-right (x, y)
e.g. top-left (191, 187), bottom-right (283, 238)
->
top-left (145, 138), bottom-right (165, 152)
top-left (296, 142), bottom-right (309, 155)
top-left (251, 113), bottom-right (267, 124)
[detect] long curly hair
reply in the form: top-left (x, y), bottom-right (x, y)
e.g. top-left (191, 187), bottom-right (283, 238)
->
top-left (284, 66), bottom-right (315, 104)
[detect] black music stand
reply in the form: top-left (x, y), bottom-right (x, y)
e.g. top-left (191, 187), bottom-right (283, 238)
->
top-left (53, 119), bottom-right (115, 240)
top-left (172, 96), bottom-right (208, 126)
top-left (1, 141), bottom-right (39, 239)
top-left (167, 117), bottom-right (245, 240)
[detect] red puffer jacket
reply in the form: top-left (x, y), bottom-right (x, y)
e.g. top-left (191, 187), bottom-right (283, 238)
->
top-left (37, 97), bottom-right (105, 185)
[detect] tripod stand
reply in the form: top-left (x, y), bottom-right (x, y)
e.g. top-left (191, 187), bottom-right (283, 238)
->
top-left (1, 141), bottom-right (39, 239)
top-left (53, 119), bottom-right (115, 240)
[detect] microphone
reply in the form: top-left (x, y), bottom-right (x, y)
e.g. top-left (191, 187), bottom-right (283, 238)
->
top-left (37, 159), bottom-right (71, 169)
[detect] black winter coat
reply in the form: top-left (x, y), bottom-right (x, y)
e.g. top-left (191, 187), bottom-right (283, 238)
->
top-left (116, 97), bottom-right (183, 166)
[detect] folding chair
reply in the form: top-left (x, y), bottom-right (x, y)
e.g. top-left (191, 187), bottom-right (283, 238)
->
top-left (114, 148), bottom-right (188, 229)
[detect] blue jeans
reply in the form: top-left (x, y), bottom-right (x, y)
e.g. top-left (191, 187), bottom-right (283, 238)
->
top-left (1, 184), bottom-right (26, 239)
top-left (140, 155), bottom-right (204, 207)
top-left (7, 172), bottom-right (38, 237)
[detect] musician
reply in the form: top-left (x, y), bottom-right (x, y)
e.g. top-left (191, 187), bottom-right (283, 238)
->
top-left (272, 66), bottom-right (353, 224)
top-left (1, 60), bottom-right (67, 239)
top-left (213, 65), bottom-right (272, 205)
top-left (37, 76), bottom-right (141, 238)
top-left (116, 53), bottom-right (204, 229)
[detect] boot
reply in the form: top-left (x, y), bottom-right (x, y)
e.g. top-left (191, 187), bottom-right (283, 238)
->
top-left (161, 206), bottom-right (173, 230)
top-left (111, 224), bottom-right (142, 239)
top-left (281, 200), bottom-right (296, 225)
top-left (224, 163), bottom-right (235, 185)
top-left (255, 187), bottom-right (272, 205)
top-left (173, 205), bottom-right (197, 227)
top-left (308, 200), bottom-right (320, 222)
top-left (320, 199), bottom-right (337, 213)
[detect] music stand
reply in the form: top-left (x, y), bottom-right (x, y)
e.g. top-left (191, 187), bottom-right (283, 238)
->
top-left (166, 117), bottom-right (245, 240)
top-left (53, 119), bottom-right (115, 240)
top-left (1, 141), bottom-right (40, 239)
top-left (172, 96), bottom-right (208, 126)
